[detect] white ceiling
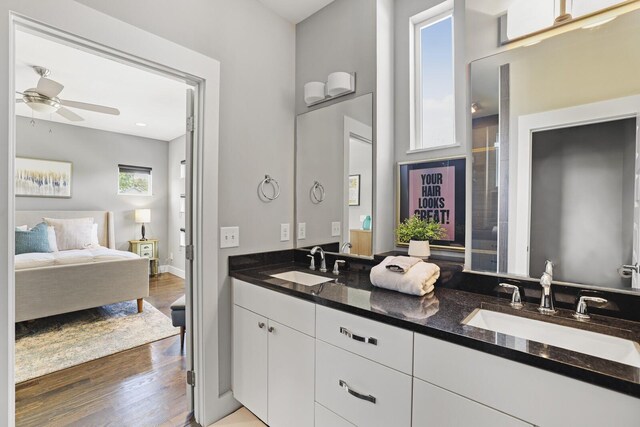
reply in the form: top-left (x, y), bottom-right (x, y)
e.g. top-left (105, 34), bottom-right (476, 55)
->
top-left (257, 0), bottom-right (336, 24)
top-left (15, 29), bottom-right (187, 142)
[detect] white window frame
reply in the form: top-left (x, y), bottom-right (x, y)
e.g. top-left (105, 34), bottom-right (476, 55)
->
top-left (409, 0), bottom-right (457, 153)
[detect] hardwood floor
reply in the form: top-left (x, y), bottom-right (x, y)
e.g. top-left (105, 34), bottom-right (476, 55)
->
top-left (15, 273), bottom-right (197, 427)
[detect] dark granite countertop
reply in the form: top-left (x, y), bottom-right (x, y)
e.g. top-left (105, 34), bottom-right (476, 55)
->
top-left (230, 260), bottom-right (640, 399)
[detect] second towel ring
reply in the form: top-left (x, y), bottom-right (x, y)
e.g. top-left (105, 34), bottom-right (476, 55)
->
top-left (311, 181), bottom-right (325, 203)
top-left (260, 174), bottom-right (280, 201)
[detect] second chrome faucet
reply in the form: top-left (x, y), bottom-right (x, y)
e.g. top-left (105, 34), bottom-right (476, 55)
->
top-left (538, 260), bottom-right (556, 315)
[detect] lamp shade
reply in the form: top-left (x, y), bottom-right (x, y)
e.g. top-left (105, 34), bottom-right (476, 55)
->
top-left (135, 209), bottom-right (151, 224)
top-left (408, 240), bottom-right (431, 258)
top-left (326, 72), bottom-right (353, 97)
top-left (304, 81), bottom-right (326, 105)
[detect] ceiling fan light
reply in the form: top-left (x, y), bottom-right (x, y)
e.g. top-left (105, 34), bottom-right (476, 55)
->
top-left (25, 100), bottom-right (58, 114)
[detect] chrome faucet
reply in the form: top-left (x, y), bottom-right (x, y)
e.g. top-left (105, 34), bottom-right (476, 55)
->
top-left (538, 260), bottom-right (556, 314)
top-left (341, 242), bottom-right (352, 253)
top-left (310, 246), bottom-right (327, 272)
top-left (333, 259), bottom-right (346, 275)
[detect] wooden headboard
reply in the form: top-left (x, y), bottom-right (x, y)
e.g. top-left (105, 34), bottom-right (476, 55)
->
top-left (15, 211), bottom-right (115, 249)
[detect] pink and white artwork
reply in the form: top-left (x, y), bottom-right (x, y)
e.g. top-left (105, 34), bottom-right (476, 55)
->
top-left (408, 165), bottom-right (456, 241)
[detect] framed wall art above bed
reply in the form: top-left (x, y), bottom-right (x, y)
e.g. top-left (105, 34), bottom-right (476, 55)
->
top-left (15, 157), bottom-right (72, 198)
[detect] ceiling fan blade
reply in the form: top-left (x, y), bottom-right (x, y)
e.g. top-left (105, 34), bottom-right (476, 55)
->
top-left (56, 107), bottom-right (84, 122)
top-left (36, 77), bottom-right (64, 98)
top-left (61, 99), bottom-right (120, 115)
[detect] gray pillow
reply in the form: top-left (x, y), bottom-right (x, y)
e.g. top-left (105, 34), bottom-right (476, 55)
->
top-left (15, 222), bottom-right (50, 255)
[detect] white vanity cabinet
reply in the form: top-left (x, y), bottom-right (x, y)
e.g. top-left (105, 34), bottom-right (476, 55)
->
top-left (413, 333), bottom-right (640, 427)
top-left (232, 279), bottom-right (315, 427)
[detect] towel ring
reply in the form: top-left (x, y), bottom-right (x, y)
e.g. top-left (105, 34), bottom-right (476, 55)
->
top-left (311, 181), bottom-right (325, 203)
top-left (260, 175), bottom-right (280, 201)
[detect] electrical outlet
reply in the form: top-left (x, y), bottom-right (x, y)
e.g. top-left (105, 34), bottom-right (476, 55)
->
top-left (331, 221), bottom-right (341, 237)
top-left (220, 226), bottom-right (240, 248)
top-left (298, 223), bottom-right (306, 240)
top-left (280, 223), bottom-right (290, 241)
top-left (169, 252), bottom-right (174, 261)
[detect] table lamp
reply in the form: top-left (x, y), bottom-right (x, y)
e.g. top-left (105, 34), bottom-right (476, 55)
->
top-left (135, 209), bottom-right (151, 241)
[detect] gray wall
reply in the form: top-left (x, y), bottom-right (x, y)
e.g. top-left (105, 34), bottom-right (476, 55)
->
top-left (530, 118), bottom-right (636, 289)
top-left (295, 0), bottom-right (376, 115)
top-left (76, 0), bottom-right (296, 398)
top-left (168, 135), bottom-right (186, 276)
top-left (15, 116), bottom-right (170, 261)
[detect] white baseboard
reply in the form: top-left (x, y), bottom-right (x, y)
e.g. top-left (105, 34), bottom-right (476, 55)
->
top-left (165, 265), bottom-right (186, 279)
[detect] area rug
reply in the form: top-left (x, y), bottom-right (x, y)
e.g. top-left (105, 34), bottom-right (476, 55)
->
top-left (15, 300), bottom-right (179, 383)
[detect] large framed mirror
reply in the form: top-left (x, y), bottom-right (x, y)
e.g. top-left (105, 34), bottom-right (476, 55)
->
top-left (470, 8), bottom-right (640, 292)
top-left (295, 93), bottom-right (373, 258)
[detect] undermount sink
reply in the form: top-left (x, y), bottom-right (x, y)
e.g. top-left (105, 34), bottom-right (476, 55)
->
top-left (270, 271), bottom-right (333, 287)
top-left (463, 309), bottom-right (640, 368)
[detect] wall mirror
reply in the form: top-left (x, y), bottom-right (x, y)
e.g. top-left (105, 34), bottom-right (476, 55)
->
top-left (296, 93), bottom-right (373, 258)
top-left (470, 8), bottom-right (640, 292)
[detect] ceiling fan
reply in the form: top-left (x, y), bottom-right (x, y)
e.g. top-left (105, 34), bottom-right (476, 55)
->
top-left (16, 66), bottom-right (120, 122)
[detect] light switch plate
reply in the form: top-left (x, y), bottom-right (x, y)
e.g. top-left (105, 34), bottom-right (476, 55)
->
top-left (331, 221), bottom-right (341, 237)
top-left (280, 223), bottom-right (290, 241)
top-left (220, 226), bottom-right (239, 248)
top-left (298, 222), bottom-right (306, 240)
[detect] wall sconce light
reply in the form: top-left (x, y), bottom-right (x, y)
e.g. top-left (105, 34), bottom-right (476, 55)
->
top-left (304, 72), bottom-right (356, 107)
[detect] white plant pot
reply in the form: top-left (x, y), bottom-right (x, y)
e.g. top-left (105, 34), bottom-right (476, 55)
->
top-left (408, 240), bottom-right (431, 259)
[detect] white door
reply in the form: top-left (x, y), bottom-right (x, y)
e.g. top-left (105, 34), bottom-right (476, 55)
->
top-left (267, 320), bottom-right (315, 427)
top-left (184, 87), bottom-right (196, 409)
top-left (633, 114), bottom-right (640, 288)
top-left (232, 305), bottom-right (269, 423)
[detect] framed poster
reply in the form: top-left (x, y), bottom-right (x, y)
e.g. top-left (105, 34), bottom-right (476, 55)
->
top-left (397, 157), bottom-right (465, 250)
top-left (348, 174), bottom-right (361, 206)
top-left (15, 157), bottom-right (72, 198)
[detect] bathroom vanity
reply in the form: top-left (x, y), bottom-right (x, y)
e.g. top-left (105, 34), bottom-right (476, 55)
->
top-left (230, 253), bottom-right (640, 427)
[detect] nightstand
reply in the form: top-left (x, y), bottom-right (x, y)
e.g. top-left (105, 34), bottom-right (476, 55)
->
top-left (129, 239), bottom-right (159, 276)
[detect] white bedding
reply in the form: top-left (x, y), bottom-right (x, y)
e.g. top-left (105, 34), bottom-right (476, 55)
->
top-left (15, 247), bottom-right (140, 271)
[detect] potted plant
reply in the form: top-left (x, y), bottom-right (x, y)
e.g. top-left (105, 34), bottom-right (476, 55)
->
top-left (396, 215), bottom-right (446, 259)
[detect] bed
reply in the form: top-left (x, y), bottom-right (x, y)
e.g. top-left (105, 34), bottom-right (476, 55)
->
top-left (15, 211), bottom-right (150, 322)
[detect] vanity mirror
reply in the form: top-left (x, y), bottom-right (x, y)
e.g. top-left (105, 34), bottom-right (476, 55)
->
top-left (470, 8), bottom-right (640, 292)
top-left (296, 93), bottom-right (373, 258)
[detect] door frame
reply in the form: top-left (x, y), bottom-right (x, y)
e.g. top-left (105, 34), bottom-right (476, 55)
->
top-left (511, 95), bottom-right (640, 279)
top-left (3, 4), bottom-right (229, 425)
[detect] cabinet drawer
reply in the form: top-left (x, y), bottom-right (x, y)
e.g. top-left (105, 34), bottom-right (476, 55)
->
top-left (140, 251), bottom-right (152, 258)
top-left (315, 402), bottom-right (355, 427)
top-left (316, 305), bottom-right (413, 374)
top-left (139, 243), bottom-right (153, 252)
top-left (316, 340), bottom-right (412, 427)
top-left (412, 378), bottom-right (530, 427)
top-left (233, 279), bottom-right (315, 336)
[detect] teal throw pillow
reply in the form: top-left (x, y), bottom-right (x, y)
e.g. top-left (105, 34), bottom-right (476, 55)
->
top-left (15, 222), bottom-right (51, 255)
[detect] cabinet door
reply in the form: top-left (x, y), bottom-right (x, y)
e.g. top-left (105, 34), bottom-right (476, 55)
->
top-left (412, 378), bottom-right (531, 427)
top-left (267, 320), bottom-right (315, 427)
top-left (232, 305), bottom-right (268, 423)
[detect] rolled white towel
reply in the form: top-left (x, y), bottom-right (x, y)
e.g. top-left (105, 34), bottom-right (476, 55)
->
top-left (370, 256), bottom-right (440, 296)
top-left (385, 256), bottom-right (422, 273)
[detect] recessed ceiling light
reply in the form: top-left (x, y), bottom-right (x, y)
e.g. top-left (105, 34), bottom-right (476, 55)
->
top-left (135, 122), bottom-right (147, 127)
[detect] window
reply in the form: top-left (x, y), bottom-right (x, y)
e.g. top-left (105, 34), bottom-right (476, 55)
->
top-left (411, 2), bottom-right (455, 151)
top-left (118, 164), bottom-right (152, 196)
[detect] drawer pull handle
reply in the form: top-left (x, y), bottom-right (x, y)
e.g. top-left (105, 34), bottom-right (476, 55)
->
top-left (268, 326), bottom-right (275, 333)
top-left (338, 380), bottom-right (376, 404)
top-left (258, 322), bottom-right (265, 329)
top-left (340, 327), bottom-right (377, 345)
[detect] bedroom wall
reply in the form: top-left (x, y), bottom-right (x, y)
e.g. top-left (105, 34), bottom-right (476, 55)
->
top-left (168, 134), bottom-right (186, 277)
top-left (15, 116), bottom-right (170, 261)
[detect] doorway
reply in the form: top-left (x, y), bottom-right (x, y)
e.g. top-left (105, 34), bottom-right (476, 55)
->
top-left (8, 14), bottom-right (208, 426)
